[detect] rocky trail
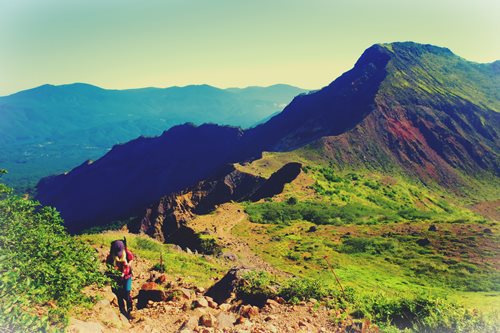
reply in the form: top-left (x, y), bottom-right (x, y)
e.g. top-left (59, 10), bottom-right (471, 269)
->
top-left (68, 238), bottom-right (351, 333)
top-left (67, 204), bottom-right (367, 333)
top-left (189, 203), bottom-right (285, 277)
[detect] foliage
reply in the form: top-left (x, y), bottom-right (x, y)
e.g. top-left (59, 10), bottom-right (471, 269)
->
top-left (151, 262), bottom-right (166, 273)
top-left (235, 271), bottom-right (277, 305)
top-left (354, 293), bottom-right (497, 333)
top-left (245, 166), bottom-right (481, 227)
top-left (0, 177), bottom-right (106, 332)
top-left (198, 234), bottom-right (222, 256)
top-left (338, 237), bottom-right (395, 254)
top-left (279, 277), bottom-right (333, 303)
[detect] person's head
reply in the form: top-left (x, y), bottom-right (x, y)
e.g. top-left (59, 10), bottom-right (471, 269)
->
top-left (110, 240), bottom-right (125, 259)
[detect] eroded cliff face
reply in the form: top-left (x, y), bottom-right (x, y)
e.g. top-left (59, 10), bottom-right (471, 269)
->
top-left (132, 162), bottom-right (302, 247)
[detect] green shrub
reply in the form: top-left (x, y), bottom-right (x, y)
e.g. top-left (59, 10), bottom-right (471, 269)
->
top-left (0, 177), bottom-right (106, 331)
top-left (279, 277), bottom-right (332, 303)
top-left (151, 262), bottom-right (166, 273)
top-left (198, 235), bottom-right (222, 256)
top-left (339, 237), bottom-right (395, 254)
top-left (356, 293), bottom-right (496, 332)
top-left (235, 271), bottom-right (277, 305)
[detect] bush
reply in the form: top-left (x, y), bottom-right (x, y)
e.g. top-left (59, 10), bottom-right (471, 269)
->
top-left (0, 177), bottom-right (106, 331)
top-left (279, 277), bottom-right (332, 303)
top-left (339, 237), bottom-right (395, 254)
top-left (235, 271), bottom-right (277, 306)
top-left (198, 235), bottom-right (222, 256)
top-left (357, 293), bottom-right (496, 332)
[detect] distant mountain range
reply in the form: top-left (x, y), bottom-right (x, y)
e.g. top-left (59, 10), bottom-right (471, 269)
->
top-left (0, 83), bottom-right (306, 189)
top-left (36, 42), bottom-right (500, 232)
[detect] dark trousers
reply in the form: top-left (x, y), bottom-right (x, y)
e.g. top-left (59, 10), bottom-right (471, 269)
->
top-left (112, 278), bottom-right (133, 317)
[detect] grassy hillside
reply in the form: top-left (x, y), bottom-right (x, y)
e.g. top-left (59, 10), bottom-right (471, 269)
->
top-left (232, 152), bottom-right (499, 331)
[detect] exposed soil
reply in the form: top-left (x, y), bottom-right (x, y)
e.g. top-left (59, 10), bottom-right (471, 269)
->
top-left (470, 200), bottom-right (500, 222)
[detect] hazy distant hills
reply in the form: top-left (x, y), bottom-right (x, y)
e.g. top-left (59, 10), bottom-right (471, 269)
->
top-left (0, 83), bottom-right (305, 189)
top-left (36, 42), bottom-right (500, 232)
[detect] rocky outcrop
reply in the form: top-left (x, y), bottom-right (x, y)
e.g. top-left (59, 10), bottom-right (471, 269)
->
top-left (250, 162), bottom-right (302, 201)
top-left (131, 163), bottom-right (302, 246)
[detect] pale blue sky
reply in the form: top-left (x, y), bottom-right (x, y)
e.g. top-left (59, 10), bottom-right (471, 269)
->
top-left (0, 0), bottom-right (499, 95)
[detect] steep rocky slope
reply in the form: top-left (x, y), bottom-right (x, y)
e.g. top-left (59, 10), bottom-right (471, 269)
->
top-left (132, 163), bottom-right (301, 247)
top-left (37, 124), bottom-right (247, 232)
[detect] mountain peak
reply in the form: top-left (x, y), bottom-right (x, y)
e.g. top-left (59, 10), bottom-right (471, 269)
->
top-left (378, 41), bottom-right (454, 56)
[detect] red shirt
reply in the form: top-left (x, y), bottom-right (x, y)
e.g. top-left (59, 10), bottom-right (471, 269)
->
top-left (107, 249), bottom-right (134, 279)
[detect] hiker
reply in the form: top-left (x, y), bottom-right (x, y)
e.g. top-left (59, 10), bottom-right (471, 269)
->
top-left (107, 238), bottom-right (134, 319)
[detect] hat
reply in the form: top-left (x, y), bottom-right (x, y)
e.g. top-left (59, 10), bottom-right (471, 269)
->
top-left (111, 240), bottom-right (125, 258)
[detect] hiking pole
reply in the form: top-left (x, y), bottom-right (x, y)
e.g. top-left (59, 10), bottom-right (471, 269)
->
top-left (323, 256), bottom-right (346, 299)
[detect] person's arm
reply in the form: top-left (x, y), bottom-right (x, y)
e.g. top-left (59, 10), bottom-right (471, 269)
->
top-left (125, 250), bottom-right (134, 271)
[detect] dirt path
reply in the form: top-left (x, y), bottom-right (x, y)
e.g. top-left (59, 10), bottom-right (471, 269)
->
top-left (69, 225), bottom-right (343, 333)
top-left (189, 203), bottom-right (285, 276)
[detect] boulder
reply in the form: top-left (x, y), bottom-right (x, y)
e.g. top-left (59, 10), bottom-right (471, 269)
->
top-left (199, 313), bottom-right (217, 327)
top-left (428, 224), bottom-right (438, 232)
top-left (180, 316), bottom-right (199, 330)
top-left (416, 238), bottom-right (431, 247)
top-left (307, 226), bottom-right (318, 233)
top-left (240, 304), bottom-right (259, 318)
top-left (204, 266), bottom-right (252, 304)
top-left (192, 297), bottom-right (209, 308)
top-left (137, 282), bottom-right (168, 309)
top-left (222, 252), bottom-right (238, 261)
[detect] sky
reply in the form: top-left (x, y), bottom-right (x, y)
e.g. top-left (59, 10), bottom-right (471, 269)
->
top-left (0, 0), bottom-right (499, 96)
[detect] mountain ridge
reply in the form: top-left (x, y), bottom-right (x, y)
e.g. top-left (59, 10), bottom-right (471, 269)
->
top-left (36, 42), bottom-right (500, 231)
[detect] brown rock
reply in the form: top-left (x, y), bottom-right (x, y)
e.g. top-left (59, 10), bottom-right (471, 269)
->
top-left (141, 281), bottom-right (159, 290)
top-left (192, 297), bottom-right (209, 308)
top-left (180, 316), bottom-right (199, 330)
top-left (199, 328), bottom-right (214, 333)
top-left (199, 313), bottom-right (217, 327)
top-left (155, 274), bottom-right (168, 284)
top-left (219, 303), bottom-right (231, 312)
top-left (265, 299), bottom-right (279, 308)
top-left (207, 300), bottom-right (218, 309)
top-left (235, 316), bottom-right (246, 325)
top-left (274, 296), bottom-right (286, 304)
top-left (240, 305), bottom-right (259, 318)
top-left (176, 287), bottom-right (193, 300)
